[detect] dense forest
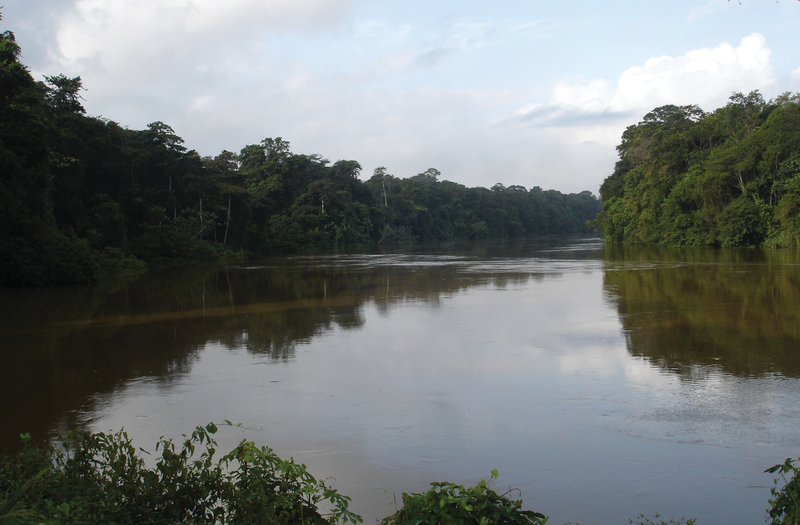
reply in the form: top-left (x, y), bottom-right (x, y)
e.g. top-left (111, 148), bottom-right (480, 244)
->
top-left (596, 91), bottom-right (800, 247)
top-left (0, 17), bottom-right (599, 288)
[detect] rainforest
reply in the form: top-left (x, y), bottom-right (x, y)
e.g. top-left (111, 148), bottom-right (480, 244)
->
top-left (0, 19), bottom-right (599, 288)
top-left (596, 91), bottom-right (800, 247)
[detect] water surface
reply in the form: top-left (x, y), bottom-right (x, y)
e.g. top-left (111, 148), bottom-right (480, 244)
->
top-left (1, 238), bottom-right (799, 524)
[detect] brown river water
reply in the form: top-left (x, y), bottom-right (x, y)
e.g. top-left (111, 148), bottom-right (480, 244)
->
top-left (1, 237), bottom-right (799, 524)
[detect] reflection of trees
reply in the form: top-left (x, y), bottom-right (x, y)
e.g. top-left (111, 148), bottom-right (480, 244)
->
top-left (0, 259), bottom-right (485, 452)
top-left (603, 244), bottom-right (800, 378)
top-left (202, 262), bottom-right (478, 356)
top-left (0, 265), bottom-right (220, 453)
top-left (0, 238), bottom-right (585, 452)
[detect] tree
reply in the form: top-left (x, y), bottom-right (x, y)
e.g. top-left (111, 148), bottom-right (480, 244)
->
top-left (145, 121), bottom-right (186, 153)
top-left (43, 74), bottom-right (86, 115)
top-left (596, 90), bottom-right (800, 248)
top-left (372, 166), bottom-right (391, 207)
top-left (0, 15), bottom-right (97, 285)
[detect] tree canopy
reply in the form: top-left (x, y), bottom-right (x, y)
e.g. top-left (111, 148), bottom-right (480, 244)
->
top-left (596, 91), bottom-right (800, 248)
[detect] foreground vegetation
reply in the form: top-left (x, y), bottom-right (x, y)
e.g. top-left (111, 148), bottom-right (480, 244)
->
top-left (0, 424), bottom-right (546, 525)
top-left (0, 423), bottom-right (358, 525)
top-left (378, 470), bottom-right (547, 525)
top-left (0, 13), bottom-right (599, 288)
top-left (1, 424), bottom-right (798, 524)
top-left (596, 91), bottom-right (800, 247)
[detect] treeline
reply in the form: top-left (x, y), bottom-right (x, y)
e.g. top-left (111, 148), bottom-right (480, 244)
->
top-left (596, 91), bottom-right (800, 247)
top-left (0, 19), bottom-right (600, 287)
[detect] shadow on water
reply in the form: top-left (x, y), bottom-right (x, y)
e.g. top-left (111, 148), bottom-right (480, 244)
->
top-left (602, 243), bottom-right (800, 379)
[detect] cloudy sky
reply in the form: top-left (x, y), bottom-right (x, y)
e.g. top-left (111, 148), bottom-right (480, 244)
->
top-left (5, 0), bottom-right (800, 194)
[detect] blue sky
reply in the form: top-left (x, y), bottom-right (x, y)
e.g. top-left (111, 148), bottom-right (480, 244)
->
top-left (5, 0), bottom-right (800, 193)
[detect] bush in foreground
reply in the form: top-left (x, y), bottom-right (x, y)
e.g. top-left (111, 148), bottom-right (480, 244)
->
top-left (767, 457), bottom-right (800, 525)
top-left (0, 423), bottom-right (361, 524)
top-left (380, 469), bottom-right (548, 525)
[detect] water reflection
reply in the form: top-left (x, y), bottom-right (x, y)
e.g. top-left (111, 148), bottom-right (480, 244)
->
top-left (1, 238), bottom-right (799, 525)
top-left (602, 244), bottom-right (800, 378)
top-left (3, 240), bottom-right (800, 453)
top-left (0, 269), bottom-right (213, 451)
top-left (0, 247), bottom-right (556, 452)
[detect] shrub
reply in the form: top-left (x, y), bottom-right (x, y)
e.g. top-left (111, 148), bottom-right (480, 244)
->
top-left (766, 457), bottom-right (800, 525)
top-left (0, 423), bottom-right (361, 525)
top-left (380, 470), bottom-right (547, 525)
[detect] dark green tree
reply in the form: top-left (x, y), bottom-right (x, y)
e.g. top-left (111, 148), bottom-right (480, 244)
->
top-left (596, 91), bottom-right (800, 248)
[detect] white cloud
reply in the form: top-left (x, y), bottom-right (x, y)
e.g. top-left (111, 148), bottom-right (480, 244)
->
top-left (50, 0), bottom-right (356, 72)
top-left (612, 32), bottom-right (772, 110)
top-left (36, 0), bottom-right (357, 132)
top-left (515, 32), bottom-right (775, 152)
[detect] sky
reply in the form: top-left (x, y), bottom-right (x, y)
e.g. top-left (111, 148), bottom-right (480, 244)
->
top-left (5, 0), bottom-right (800, 194)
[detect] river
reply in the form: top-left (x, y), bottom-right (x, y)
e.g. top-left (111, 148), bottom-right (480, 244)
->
top-left (1, 237), bottom-right (798, 524)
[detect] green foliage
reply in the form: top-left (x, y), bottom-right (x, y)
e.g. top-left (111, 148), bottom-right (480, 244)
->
top-left (1, 227), bottom-right (99, 287)
top-left (717, 195), bottom-right (768, 247)
top-left (129, 229), bottom-right (228, 263)
top-left (0, 16), bottom-right (99, 287)
top-left (0, 423), bottom-right (361, 525)
top-left (597, 91), bottom-right (800, 247)
top-left (766, 457), bottom-right (800, 525)
top-left (220, 439), bottom-right (359, 525)
top-left (92, 246), bottom-right (148, 279)
top-left (380, 470), bottom-right (548, 525)
top-left (43, 74), bottom-right (86, 116)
